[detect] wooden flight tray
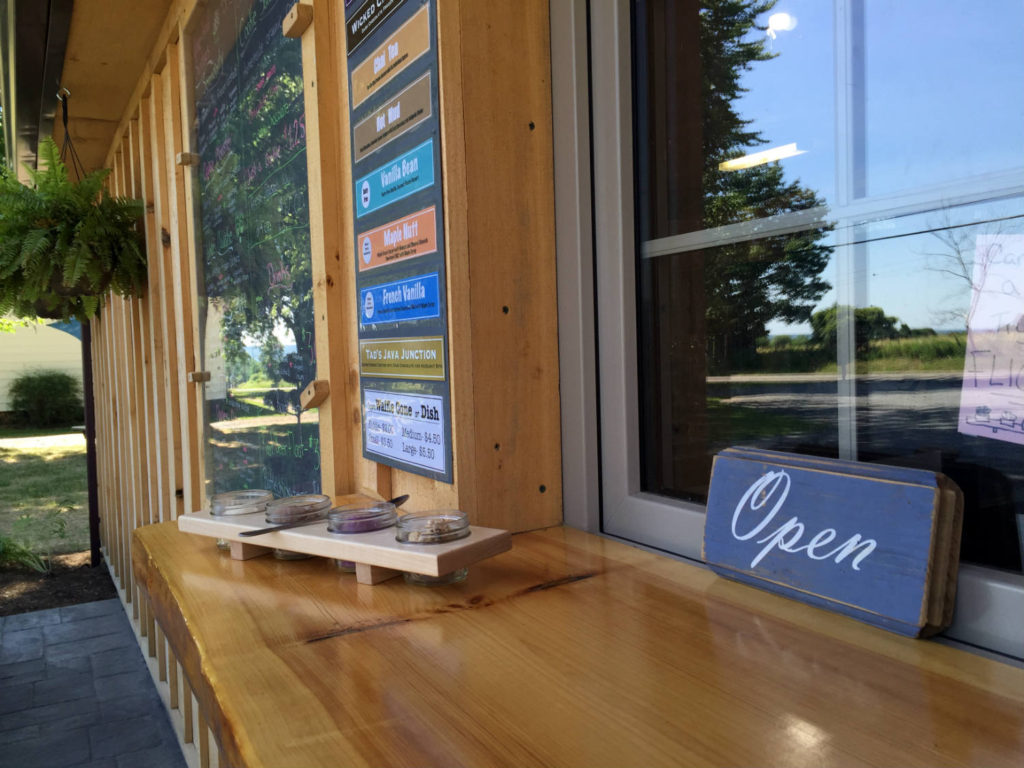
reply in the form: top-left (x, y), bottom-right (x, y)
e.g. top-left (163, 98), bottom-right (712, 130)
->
top-left (177, 506), bottom-right (512, 586)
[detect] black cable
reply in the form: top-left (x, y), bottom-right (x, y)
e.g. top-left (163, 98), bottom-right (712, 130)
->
top-left (57, 88), bottom-right (86, 181)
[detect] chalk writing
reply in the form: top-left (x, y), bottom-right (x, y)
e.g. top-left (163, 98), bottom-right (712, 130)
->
top-left (193, 0), bottom-right (320, 498)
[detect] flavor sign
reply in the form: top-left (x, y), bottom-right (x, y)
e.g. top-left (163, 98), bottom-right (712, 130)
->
top-left (360, 273), bottom-right (440, 326)
top-left (346, 0), bottom-right (452, 482)
top-left (357, 207), bottom-right (437, 271)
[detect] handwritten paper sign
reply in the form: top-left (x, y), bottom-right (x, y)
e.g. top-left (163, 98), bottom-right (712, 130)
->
top-left (958, 234), bottom-right (1024, 446)
top-left (704, 447), bottom-right (963, 637)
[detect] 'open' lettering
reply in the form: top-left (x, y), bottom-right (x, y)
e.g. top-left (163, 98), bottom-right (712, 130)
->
top-left (732, 470), bottom-right (877, 570)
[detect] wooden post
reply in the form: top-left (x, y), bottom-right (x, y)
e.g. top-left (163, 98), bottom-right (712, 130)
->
top-left (81, 320), bottom-right (101, 567)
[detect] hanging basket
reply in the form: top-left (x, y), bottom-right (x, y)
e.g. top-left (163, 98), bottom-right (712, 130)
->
top-left (0, 138), bottom-right (145, 322)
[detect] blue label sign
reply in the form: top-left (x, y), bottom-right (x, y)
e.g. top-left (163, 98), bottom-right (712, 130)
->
top-left (704, 448), bottom-right (945, 635)
top-left (360, 272), bottom-right (440, 325)
top-left (355, 139), bottom-right (434, 218)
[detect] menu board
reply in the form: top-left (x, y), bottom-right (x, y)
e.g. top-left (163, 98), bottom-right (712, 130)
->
top-left (345, 0), bottom-right (453, 482)
top-left (191, 0), bottom-right (321, 500)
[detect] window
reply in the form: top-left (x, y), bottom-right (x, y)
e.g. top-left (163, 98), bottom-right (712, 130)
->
top-left (189, 0), bottom-right (320, 501)
top-left (579, 0), bottom-right (1024, 658)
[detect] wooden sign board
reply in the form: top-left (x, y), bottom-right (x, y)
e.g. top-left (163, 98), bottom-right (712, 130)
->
top-left (703, 447), bottom-right (963, 637)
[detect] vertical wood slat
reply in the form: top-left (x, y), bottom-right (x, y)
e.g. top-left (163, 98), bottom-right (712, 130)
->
top-left (119, 130), bottom-right (143, 611)
top-left (199, 714), bottom-right (211, 768)
top-left (301, 0), bottom-right (352, 499)
top-left (101, 302), bottom-right (116, 585)
top-left (116, 296), bottom-right (133, 600)
top-left (150, 69), bottom-right (186, 520)
top-left (128, 116), bottom-right (157, 533)
top-left (109, 296), bottom-right (126, 589)
top-left (173, 32), bottom-right (208, 509)
top-left (170, 656), bottom-right (180, 711)
top-left (101, 312), bottom-right (114, 568)
top-left (141, 91), bottom-right (171, 525)
top-left (104, 134), bottom-right (127, 588)
top-left (183, 682), bottom-right (194, 744)
top-left (164, 39), bottom-right (202, 515)
top-left (156, 624), bottom-right (168, 683)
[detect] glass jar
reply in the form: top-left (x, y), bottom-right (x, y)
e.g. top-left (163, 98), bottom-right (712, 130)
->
top-left (264, 494), bottom-right (332, 560)
top-left (395, 510), bottom-right (471, 585)
top-left (210, 489), bottom-right (274, 550)
top-left (327, 500), bottom-right (399, 571)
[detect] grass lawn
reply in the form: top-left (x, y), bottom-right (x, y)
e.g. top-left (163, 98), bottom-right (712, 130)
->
top-left (0, 429), bottom-right (89, 556)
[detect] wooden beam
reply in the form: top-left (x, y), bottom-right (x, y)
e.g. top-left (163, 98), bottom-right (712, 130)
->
top-left (282, 3), bottom-right (313, 38)
top-left (306, 0), bottom-right (354, 499)
top-left (299, 379), bottom-right (330, 410)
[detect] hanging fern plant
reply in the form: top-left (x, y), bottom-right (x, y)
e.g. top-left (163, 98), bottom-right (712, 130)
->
top-left (0, 137), bottom-right (146, 321)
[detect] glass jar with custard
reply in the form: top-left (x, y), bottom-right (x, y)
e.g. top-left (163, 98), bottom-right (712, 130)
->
top-left (264, 494), bottom-right (332, 560)
top-left (395, 509), bottom-right (471, 585)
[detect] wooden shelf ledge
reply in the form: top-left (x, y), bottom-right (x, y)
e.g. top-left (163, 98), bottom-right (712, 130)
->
top-left (132, 522), bottom-right (1024, 768)
top-left (177, 509), bottom-right (510, 582)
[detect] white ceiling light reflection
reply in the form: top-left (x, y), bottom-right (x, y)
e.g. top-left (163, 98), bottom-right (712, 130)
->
top-left (767, 12), bottom-right (798, 39)
top-left (718, 143), bottom-right (807, 172)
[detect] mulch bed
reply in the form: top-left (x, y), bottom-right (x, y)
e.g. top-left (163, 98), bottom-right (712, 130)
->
top-left (0, 551), bottom-right (118, 616)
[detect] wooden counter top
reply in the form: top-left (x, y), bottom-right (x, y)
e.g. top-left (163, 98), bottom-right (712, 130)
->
top-left (132, 521), bottom-right (1024, 768)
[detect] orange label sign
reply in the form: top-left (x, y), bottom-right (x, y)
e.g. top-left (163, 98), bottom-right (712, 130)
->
top-left (350, 4), bottom-right (430, 109)
top-left (357, 207), bottom-right (437, 272)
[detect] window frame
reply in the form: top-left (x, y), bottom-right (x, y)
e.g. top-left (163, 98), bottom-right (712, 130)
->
top-left (556, 0), bottom-right (1024, 660)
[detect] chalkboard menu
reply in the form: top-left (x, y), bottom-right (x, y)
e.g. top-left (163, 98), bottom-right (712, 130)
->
top-left (345, 0), bottom-right (453, 483)
top-left (190, 0), bottom-right (321, 501)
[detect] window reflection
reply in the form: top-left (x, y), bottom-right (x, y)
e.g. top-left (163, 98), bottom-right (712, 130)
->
top-left (634, 0), bottom-right (1024, 572)
top-left (190, 0), bottom-right (320, 501)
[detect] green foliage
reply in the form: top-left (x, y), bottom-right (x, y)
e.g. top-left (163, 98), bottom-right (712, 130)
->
top-left (0, 533), bottom-right (46, 572)
top-left (0, 503), bottom-right (72, 573)
top-left (0, 434), bottom-right (88, 554)
top-left (697, 0), bottom-right (833, 371)
top-left (0, 137), bottom-right (145, 322)
top-left (864, 334), bottom-right (964, 363)
top-left (0, 316), bottom-right (37, 333)
top-left (8, 369), bottom-right (84, 427)
top-left (11, 503), bottom-right (71, 572)
top-left (810, 304), bottom-right (903, 354)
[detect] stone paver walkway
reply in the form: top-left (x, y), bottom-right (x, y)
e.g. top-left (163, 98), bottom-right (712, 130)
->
top-left (0, 599), bottom-right (186, 768)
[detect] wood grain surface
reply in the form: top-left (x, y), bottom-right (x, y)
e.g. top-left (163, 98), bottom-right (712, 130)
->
top-left (133, 522), bottom-right (1024, 768)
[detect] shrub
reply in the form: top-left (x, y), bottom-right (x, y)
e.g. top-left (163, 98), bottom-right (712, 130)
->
top-left (8, 369), bottom-right (83, 427)
top-left (0, 533), bottom-right (46, 572)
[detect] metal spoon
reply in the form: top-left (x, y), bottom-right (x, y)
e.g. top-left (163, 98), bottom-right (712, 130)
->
top-left (237, 494), bottom-right (409, 537)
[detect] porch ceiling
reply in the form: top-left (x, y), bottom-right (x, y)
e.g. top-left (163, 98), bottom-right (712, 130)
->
top-left (51, 0), bottom-right (171, 175)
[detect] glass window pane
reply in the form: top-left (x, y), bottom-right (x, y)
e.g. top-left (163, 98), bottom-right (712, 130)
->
top-left (190, 0), bottom-right (320, 501)
top-left (633, 0), bottom-right (1024, 573)
top-left (861, 1), bottom-right (1024, 197)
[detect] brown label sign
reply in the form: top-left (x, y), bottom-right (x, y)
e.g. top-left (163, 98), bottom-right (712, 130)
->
top-left (353, 73), bottom-right (432, 163)
top-left (350, 4), bottom-right (429, 109)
